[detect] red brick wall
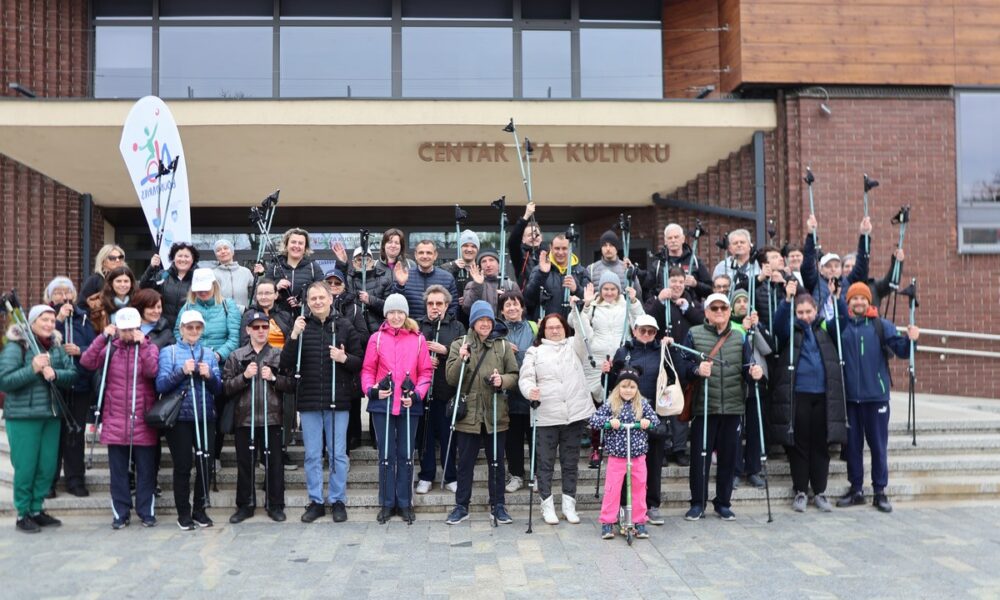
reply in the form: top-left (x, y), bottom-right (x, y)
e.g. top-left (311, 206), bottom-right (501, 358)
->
top-left (0, 0), bottom-right (97, 307)
top-left (657, 93), bottom-right (1000, 399)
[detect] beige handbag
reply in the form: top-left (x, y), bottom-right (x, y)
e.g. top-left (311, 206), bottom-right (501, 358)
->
top-left (655, 343), bottom-right (685, 417)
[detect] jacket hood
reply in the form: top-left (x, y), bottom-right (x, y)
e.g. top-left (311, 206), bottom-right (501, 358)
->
top-left (549, 253), bottom-right (580, 274)
top-left (5, 324), bottom-right (63, 345)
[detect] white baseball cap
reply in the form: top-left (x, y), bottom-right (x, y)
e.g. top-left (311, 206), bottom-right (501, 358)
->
top-left (115, 307), bottom-right (141, 330)
top-left (633, 314), bottom-right (659, 330)
top-left (819, 253), bottom-right (841, 268)
top-left (180, 310), bottom-right (205, 326)
top-left (705, 293), bottom-right (731, 308)
top-left (191, 267), bottom-right (216, 292)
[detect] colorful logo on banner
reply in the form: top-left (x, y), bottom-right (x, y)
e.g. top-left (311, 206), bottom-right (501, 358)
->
top-left (119, 96), bottom-right (191, 265)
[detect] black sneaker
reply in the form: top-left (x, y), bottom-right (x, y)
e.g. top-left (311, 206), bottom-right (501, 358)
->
top-left (283, 451), bottom-right (298, 471)
top-left (873, 493), bottom-right (893, 513)
top-left (492, 504), bottom-right (512, 525)
top-left (45, 487), bottom-right (57, 499)
top-left (141, 517), bottom-right (157, 528)
top-left (836, 490), bottom-right (865, 508)
top-left (112, 516), bottom-right (130, 530)
top-left (30, 512), bottom-right (62, 527)
top-left (16, 516), bottom-right (40, 534)
top-left (177, 516), bottom-right (196, 531)
top-left (400, 506), bottom-right (416, 524)
top-left (674, 453), bottom-right (691, 467)
top-left (376, 506), bottom-right (393, 524)
top-left (267, 508), bottom-right (287, 522)
top-left (67, 486), bottom-right (90, 498)
top-left (301, 502), bottom-right (325, 523)
top-left (192, 512), bottom-right (214, 528)
top-left (229, 507), bottom-right (254, 524)
top-left (331, 501), bottom-right (348, 523)
top-left (747, 473), bottom-right (766, 489)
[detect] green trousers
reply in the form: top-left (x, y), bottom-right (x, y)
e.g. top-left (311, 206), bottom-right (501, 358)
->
top-left (6, 417), bottom-right (60, 517)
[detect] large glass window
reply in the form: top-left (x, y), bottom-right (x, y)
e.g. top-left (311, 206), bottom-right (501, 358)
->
top-left (580, 28), bottom-right (662, 98)
top-left (957, 91), bottom-right (1000, 253)
top-left (402, 27), bottom-right (513, 98)
top-left (159, 27), bottom-right (272, 98)
top-left (522, 30), bottom-right (571, 98)
top-left (281, 27), bottom-right (392, 97)
top-left (94, 26), bottom-right (152, 98)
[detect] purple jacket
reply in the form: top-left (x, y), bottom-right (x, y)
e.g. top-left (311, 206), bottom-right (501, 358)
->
top-left (81, 335), bottom-right (160, 447)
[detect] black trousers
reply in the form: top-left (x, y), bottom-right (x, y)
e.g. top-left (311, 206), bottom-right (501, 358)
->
top-left (505, 413), bottom-right (532, 479)
top-left (645, 436), bottom-right (665, 508)
top-left (689, 414), bottom-right (741, 509)
top-left (787, 392), bottom-right (830, 495)
top-left (736, 392), bottom-right (764, 477)
top-left (663, 415), bottom-right (690, 456)
top-left (53, 390), bottom-right (91, 490)
top-left (455, 426), bottom-right (506, 508)
top-left (165, 420), bottom-right (216, 518)
top-left (108, 444), bottom-right (155, 521)
top-left (235, 425), bottom-right (284, 510)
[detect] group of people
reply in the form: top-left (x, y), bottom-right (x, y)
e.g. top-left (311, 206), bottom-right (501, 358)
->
top-left (0, 200), bottom-right (919, 539)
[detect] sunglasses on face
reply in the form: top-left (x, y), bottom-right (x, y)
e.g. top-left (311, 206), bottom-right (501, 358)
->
top-left (708, 305), bottom-right (730, 313)
top-left (249, 324), bottom-right (269, 331)
top-left (636, 327), bottom-right (658, 336)
top-left (108, 254), bottom-right (124, 262)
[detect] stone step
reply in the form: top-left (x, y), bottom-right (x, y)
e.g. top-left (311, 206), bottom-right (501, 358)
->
top-left (8, 474), bottom-right (1000, 516)
top-left (9, 452), bottom-right (1000, 494)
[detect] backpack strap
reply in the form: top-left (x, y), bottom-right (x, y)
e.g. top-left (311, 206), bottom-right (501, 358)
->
top-left (870, 317), bottom-right (893, 386)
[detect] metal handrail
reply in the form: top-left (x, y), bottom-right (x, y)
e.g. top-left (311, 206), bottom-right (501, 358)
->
top-left (889, 325), bottom-right (1000, 359)
top-left (916, 346), bottom-right (1000, 360)
top-left (915, 328), bottom-right (1000, 343)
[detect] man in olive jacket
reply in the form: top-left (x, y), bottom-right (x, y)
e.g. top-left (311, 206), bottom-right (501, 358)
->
top-left (443, 301), bottom-right (519, 525)
top-left (678, 293), bottom-right (764, 522)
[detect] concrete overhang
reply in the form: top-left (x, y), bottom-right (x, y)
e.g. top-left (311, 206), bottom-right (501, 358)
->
top-left (0, 98), bottom-right (776, 208)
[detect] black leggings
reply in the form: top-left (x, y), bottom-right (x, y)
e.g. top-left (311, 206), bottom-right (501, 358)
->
top-left (165, 420), bottom-right (216, 518)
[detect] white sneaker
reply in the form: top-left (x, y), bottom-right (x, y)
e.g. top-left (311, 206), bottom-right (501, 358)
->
top-left (505, 476), bottom-right (523, 493)
top-left (415, 480), bottom-right (432, 495)
top-left (445, 481), bottom-right (458, 493)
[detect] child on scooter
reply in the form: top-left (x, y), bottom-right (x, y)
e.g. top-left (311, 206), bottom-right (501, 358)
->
top-left (589, 366), bottom-right (659, 540)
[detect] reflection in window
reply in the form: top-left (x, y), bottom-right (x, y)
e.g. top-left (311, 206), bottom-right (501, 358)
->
top-left (281, 27), bottom-right (391, 97)
top-left (159, 27), bottom-right (272, 98)
top-left (402, 27), bottom-right (513, 98)
top-left (522, 30), bottom-right (571, 98)
top-left (580, 28), bottom-right (662, 99)
top-left (94, 27), bottom-right (152, 98)
top-left (958, 93), bottom-right (1000, 205)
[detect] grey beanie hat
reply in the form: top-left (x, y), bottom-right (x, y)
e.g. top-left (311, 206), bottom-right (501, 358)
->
top-left (28, 304), bottom-right (56, 326)
top-left (383, 293), bottom-right (410, 317)
top-left (597, 270), bottom-right (622, 293)
top-left (459, 229), bottom-right (481, 250)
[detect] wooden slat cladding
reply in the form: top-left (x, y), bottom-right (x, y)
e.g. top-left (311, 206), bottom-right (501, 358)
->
top-left (662, 0), bottom-right (723, 98)
top-left (723, 0), bottom-right (1000, 88)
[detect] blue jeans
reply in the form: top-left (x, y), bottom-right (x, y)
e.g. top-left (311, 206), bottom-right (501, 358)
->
top-left (300, 410), bottom-right (349, 504)
top-left (371, 412), bottom-right (420, 509)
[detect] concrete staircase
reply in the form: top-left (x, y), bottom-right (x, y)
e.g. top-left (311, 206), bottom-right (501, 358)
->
top-left (3, 393), bottom-right (1000, 516)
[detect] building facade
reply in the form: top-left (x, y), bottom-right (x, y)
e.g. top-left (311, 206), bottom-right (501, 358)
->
top-left (1, 0), bottom-right (999, 396)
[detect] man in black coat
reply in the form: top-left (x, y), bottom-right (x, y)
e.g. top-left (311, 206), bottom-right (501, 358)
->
top-left (643, 266), bottom-right (705, 344)
top-left (523, 234), bottom-right (589, 319)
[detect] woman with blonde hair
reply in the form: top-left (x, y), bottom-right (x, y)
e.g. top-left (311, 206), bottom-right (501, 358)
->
top-left (262, 227), bottom-right (324, 311)
top-left (81, 244), bottom-right (127, 298)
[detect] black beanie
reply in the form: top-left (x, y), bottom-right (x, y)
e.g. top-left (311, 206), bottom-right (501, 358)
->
top-left (79, 274), bottom-right (104, 301)
top-left (599, 230), bottom-right (621, 255)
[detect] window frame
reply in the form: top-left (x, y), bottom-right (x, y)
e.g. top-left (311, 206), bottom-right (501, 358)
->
top-left (955, 89), bottom-right (1000, 254)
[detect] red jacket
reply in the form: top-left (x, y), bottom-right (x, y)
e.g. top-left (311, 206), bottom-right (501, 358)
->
top-left (81, 335), bottom-right (160, 447)
top-left (361, 322), bottom-right (433, 417)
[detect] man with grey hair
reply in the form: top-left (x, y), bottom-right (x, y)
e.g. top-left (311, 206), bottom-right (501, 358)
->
top-left (712, 228), bottom-right (760, 296)
top-left (643, 223), bottom-right (712, 302)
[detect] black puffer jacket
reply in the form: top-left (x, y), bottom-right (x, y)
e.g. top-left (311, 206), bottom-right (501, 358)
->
top-left (344, 260), bottom-right (394, 336)
top-left (418, 314), bottom-right (466, 405)
top-left (145, 316), bottom-right (176, 349)
top-left (279, 311), bottom-right (363, 412)
top-left (642, 244), bottom-right (712, 302)
top-left (523, 260), bottom-right (589, 318)
top-left (140, 265), bottom-right (193, 329)
top-left (267, 256), bottom-right (324, 309)
top-left (643, 290), bottom-right (705, 344)
top-left (332, 291), bottom-right (371, 346)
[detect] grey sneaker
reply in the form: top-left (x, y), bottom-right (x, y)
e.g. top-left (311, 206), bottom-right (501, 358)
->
top-left (646, 506), bottom-right (665, 526)
top-left (814, 494), bottom-right (833, 512)
top-left (792, 491), bottom-right (808, 512)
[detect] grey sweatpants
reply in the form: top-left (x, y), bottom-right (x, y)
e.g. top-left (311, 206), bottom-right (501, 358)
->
top-left (535, 419), bottom-right (586, 499)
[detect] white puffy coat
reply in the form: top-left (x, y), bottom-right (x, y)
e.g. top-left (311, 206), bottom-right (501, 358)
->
top-left (518, 316), bottom-right (594, 428)
top-left (579, 296), bottom-right (645, 402)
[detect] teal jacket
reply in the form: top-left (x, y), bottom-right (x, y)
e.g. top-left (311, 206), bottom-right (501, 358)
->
top-left (0, 326), bottom-right (75, 419)
top-left (173, 297), bottom-right (241, 362)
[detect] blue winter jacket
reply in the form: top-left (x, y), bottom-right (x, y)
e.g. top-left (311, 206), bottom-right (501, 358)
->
top-left (609, 338), bottom-right (685, 401)
top-left (802, 233), bottom-right (870, 319)
top-left (392, 266), bottom-right (459, 321)
top-left (173, 297), bottom-right (241, 362)
top-left (833, 311), bottom-right (912, 403)
top-left (57, 304), bottom-right (98, 393)
top-left (155, 341), bottom-right (223, 422)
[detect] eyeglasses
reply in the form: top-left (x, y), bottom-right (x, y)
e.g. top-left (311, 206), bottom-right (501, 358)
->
top-left (708, 305), bottom-right (730, 312)
top-left (327, 280), bottom-right (344, 287)
top-left (249, 324), bottom-right (269, 331)
top-left (544, 325), bottom-right (564, 332)
top-left (107, 254), bottom-right (124, 262)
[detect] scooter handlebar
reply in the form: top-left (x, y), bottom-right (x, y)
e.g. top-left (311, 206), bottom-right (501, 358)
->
top-left (602, 422), bottom-right (642, 430)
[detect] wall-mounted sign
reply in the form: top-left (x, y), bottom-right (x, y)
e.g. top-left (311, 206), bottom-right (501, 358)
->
top-left (418, 142), bottom-right (670, 164)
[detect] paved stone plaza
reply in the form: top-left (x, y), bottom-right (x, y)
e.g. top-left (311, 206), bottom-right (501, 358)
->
top-left (2, 502), bottom-right (1000, 599)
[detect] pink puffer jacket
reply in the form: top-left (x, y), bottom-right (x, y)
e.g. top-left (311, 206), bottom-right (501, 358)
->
top-left (80, 335), bottom-right (160, 446)
top-left (361, 322), bottom-right (434, 417)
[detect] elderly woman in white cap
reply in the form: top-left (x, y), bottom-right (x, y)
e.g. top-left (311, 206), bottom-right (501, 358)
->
top-left (80, 308), bottom-right (160, 529)
top-left (212, 238), bottom-right (253, 311)
top-left (156, 309), bottom-right (223, 530)
top-left (0, 304), bottom-right (76, 533)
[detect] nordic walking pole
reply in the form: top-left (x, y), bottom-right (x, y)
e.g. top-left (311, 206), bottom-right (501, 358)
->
top-left (886, 206), bottom-right (910, 322)
top-left (526, 398), bottom-right (539, 534)
top-left (491, 381), bottom-right (500, 527)
top-left (804, 167), bottom-right (819, 255)
top-left (570, 301), bottom-right (597, 368)
top-left (863, 174), bottom-right (879, 256)
top-left (330, 319), bottom-right (337, 475)
top-left (154, 156), bottom-right (181, 252)
top-left (454, 204), bottom-right (468, 257)
top-left (421, 319), bottom-right (442, 462)
top-left (594, 357), bottom-right (611, 499)
top-left (250, 364), bottom-right (257, 508)
top-left (262, 376), bottom-right (271, 513)
top-left (619, 213), bottom-right (634, 344)
top-left (294, 303), bottom-right (306, 381)
top-left (188, 370), bottom-right (210, 509)
top-left (902, 278), bottom-right (919, 446)
top-left (492, 197), bottom-right (508, 283)
top-left (441, 353), bottom-right (468, 490)
top-left (401, 372), bottom-right (416, 523)
top-left (359, 228), bottom-right (370, 306)
top-left (564, 224), bottom-right (579, 310)
top-left (87, 334), bottom-right (113, 469)
top-left (504, 119), bottom-right (532, 203)
top-left (378, 373), bottom-right (394, 515)
top-left (830, 280), bottom-right (850, 434)
top-left (688, 219), bottom-right (704, 273)
top-left (200, 370), bottom-right (212, 505)
top-left (127, 344), bottom-right (139, 482)
top-left (745, 315), bottom-right (772, 523)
